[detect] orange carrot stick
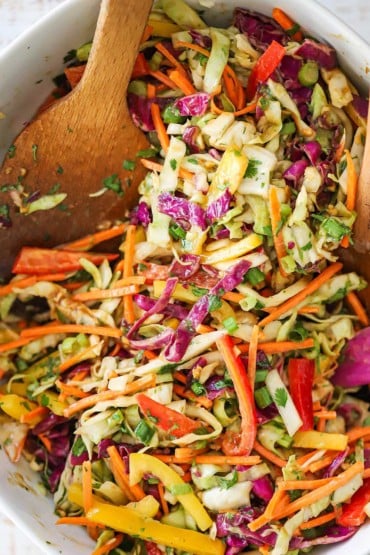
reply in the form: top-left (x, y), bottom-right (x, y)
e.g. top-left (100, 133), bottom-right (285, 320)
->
top-left (346, 291), bottom-right (369, 326)
top-left (347, 426), bottom-right (370, 443)
top-left (58, 346), bottom-right (98, 374)
top-left (248, 324), bottom-right (259, 390)
top-left (20, 324), bottom-right (122, 339)
top-left (155, 42), bottom-right (187, 75)
top-left (140, 157), bottom-right (194, 181)
top-left (56, 379), bottom-right (89, 399)
top-left (299, 509), bottom-right (338, 530)
top-left (149, 70), bottom-right (178, 90)
top-left (272, 8), bottom-right (303, 41)
top-left (173, 384), bottom-right (212, 409)
top-left (20, 406), bottom-right (49, 425)
top-left (253, 440), bottom-right (286, 468)
top-left (56, 516), bottom-right (105, 527)
top-left (168, 69), bottom-right (196, 95)
top-left (269, 186), bottom-right (288, 277)
top-left (61, 224), bottom-right (127, 251)
top-left (0, 337), bottom-right (34, 353)
top-left (123, 224), bottom-right (137, 325)
top-left (63, 374), bottom-right (156, 418)
top-left (237, 338), bottom-right (314, 354)
top-left (210, 97), bottom-right (257, 117)
top-left (258, 263), bottom-right (343, 327)
top-left (158, 482), bottom-right (169, 515)
top-left (150, 103), bottom-right (170, 152)
top-left (107, 445), bottom-right (145, 501)
top-left (73, 284), bottom-right (139, 303)
top-left (92, 534), bottom-right (124, 555)
top-left (345, 149), bottom-right (358, 211)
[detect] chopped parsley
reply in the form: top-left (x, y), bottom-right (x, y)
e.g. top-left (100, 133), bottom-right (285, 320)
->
top-left (122, 159), bottom-right (136, 171)
top-left (274, 387), bottom-right (288, 408)
top-left (102, 174), bottom-right (124, 196)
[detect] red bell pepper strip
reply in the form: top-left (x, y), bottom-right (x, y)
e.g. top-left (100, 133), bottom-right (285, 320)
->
top-left (131, 53), bottom-right (150, 79)
top-left (12, 246), bottom-right (118, 275)
top-left (136, 394), bottom-right (202, 438)
top-left (246, 40), bottom-right (286, 101)
top-left (287, 358), bottom-right (315, 431)
top-left (216, 335), bottom-right (257, 455)
top-left (337, 478), bottom-right (370, 526)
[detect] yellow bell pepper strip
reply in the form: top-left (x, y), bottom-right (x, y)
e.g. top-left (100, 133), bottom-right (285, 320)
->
top-left (293, 430), bottom-right (348, 451)
top-left (137, 394), bottom-right (202, 438)
top-left (0, 383), bottom-right (67, 416)
top-left (216, 335), bottom-right (257, 456)
top-left (208, 145), bottom-right (248, 202)
top-left (129, 453), bottom-right (213, 531)
top-left (68, 484), bottom-right (225, 555)
top-left (0, 393), bottom-right (38, 421)
top-left (67, 483), bottom-right (159, 518)
top-left (246, 40), bottom-right (286, 101)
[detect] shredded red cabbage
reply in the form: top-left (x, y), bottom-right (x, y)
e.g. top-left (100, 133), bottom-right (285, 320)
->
top-left (128, 277), bottom-right (178, 338)
top-left (332, 327), bottom-right (370, 387)
top-left (283, 159), bottom-right (309, 186)
top-left (295, 39), bottom-right (337, 69)
top-left (205, 189), bottom-right (233, 223)
top-left (182, 126), bottom-right (201, 153)
top-left (352, 94), bottom-right (369, 118)
top-left (169, 254), bottom-right (201, 279)
top-left (174, 93), bottom-right (210, 116)
top-left (233, 8), bottom-right (287, 49)
top-left (164, 259), bottom-right (251, 361)
top-left (157, 192), bottom-right (207, 230)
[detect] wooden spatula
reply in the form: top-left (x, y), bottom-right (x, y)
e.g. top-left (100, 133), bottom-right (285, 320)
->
top-left (0, 0), bottom-right (152, 278)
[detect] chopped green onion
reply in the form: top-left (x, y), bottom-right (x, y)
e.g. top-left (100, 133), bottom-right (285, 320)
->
top-left (191, 381), bottom-right (207, 396)
top-left (134, 419), bottom-right (155, 444)
top-left (255, 369), bottom-right (269, 383)
top-left (255, 386), bottom-right (273, 409)
top-left (169, 222), bottom-right (186, 240)
top-left (298, 62), bottom-right (319, 87)
top-left (162, 104), bottom-right (186, 124)
top-left (245, 267), bottom-right (265, 286)
top-left (222, 316), bottom-right (239, 333)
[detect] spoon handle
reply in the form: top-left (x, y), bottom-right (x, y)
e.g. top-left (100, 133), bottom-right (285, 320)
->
top-left (76, 0), bottom-right (152, 107)
top-left (353, 100), bottom-right (370, 253)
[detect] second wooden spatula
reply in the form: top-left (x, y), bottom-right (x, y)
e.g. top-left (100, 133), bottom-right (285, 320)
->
top-left (0, 0), bottom-right (152, 277)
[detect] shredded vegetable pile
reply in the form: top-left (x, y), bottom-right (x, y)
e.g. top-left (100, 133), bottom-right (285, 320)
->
top-left (1, 1), bottom-right (370, 554)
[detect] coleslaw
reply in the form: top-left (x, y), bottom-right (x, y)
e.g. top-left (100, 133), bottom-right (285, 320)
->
top-left (1, 1), bottom-right (370, 555)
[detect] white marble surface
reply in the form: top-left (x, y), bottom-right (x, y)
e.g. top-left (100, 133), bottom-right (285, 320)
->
top-left (0, 0), bottom-right (369, 553)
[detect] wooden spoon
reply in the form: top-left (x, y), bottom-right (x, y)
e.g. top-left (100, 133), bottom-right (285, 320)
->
top-left (0, 0), bottom-right (152, 278)
top-left (338, 100), bottom-right (370, 312)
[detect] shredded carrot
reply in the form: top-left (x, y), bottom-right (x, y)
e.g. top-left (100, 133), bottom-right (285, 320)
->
top-left (258, 263), bottom-right (343, 327)
top-left (173, 384), bottom-right (212, 409)
top-left (196, 323), bottom-right (216, 334)
top-left (194, 455), bottom-right (261, 466)
top-left (56, 379), bottom-right (89, 399)
top-left (92, 534), bottom-right (124, 555)
top-left (345, 149), bottom-right (358, 212)
top-left (63, 281), bottom-right (89, 291)
top-left (20, 406), bottom-right (49, 425)
top-left (299, 509), bottom-right (338, 530)
top-left (263, 486), bottom-right (290, 519)
top-left (58, 345), bottom-right (97, 374)
top-left (222, 291), bottom-right (244, 303)
top-left (38, 433), bottom-right (52, 453)
top-left (143, 349), bottom-right (157, 360)
top-left (175, 446), bottom-right (208, 458)
top-left (173, 371), bottom-right (187, 385)
top-left (73, 284), bottom-right (140, 303)
top-left (222, 64), bottom-right (246, 110)
top-left (147, 83), bottom-right (156, 99)
top-left (0, 272), bottom-right (71, 297)
top-left (259, 545), bottom-right (271, 555)
top-left (249, 461), bottom-right (364, 531)
top-left (296, 449), bottom-right (323, 466)
top-left (0, 337), bottom-right (42, 353)
top-left (141, 24), bottom-right (153, 43)
top-left (237, 338), bottom-right (315, 354)
top-left (61, 224), bottom-right (127, 251)
top-left (56, 516), bottom-right (105, 527)
top-left (155, 42), bottom-right (187, 75)
top-left (64, 65), bottom-right (85, 88)
top-left (272, 7), bottom-right (303, 41)
top-left (314, 410), bottom-right (337, 420)
top-left (123, 224), bottom-right (137, 325)
top-left (158, 482), bottom-right (169, 515)
top-left (346, 291), bottom-right (369, 326)
top-left (82, 460), bottom-right (93, 513)
top-left (149, 70), bottom-right (178, 90)
top-left (21, 323), bottom-right (122, 339)
top-left (150, 102), bottom-right (170, 152)
top-left (168, 69), bottom-right (196, 95)
top-left (210, 96), bottom-right (257, 116)
top-left (248, 324), bottom-right (259, 390)
top-left (253, 440), bottom-right (286, 468)
top-left (307, 454), bottom-right (337, 473)
top-left (140, 157), bottom-right (194, 181)
top-left (279, 477), bottom-right (333, 490)
top-left (174, 40), bottom-right (210, 58)
top-left (107, 445), bottom-right (145, 501)
top-left (63, 374), bottom-right (156, 418)
top-left (269, 186), bottom-right (288, 277)
top-left (347, 426), bottom-right (370, 443)
top-left (70, 369), bottom-right (90, 382)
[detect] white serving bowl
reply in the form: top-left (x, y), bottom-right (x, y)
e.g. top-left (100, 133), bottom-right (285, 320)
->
top-left (0, 1), bottom-right (369, 554)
